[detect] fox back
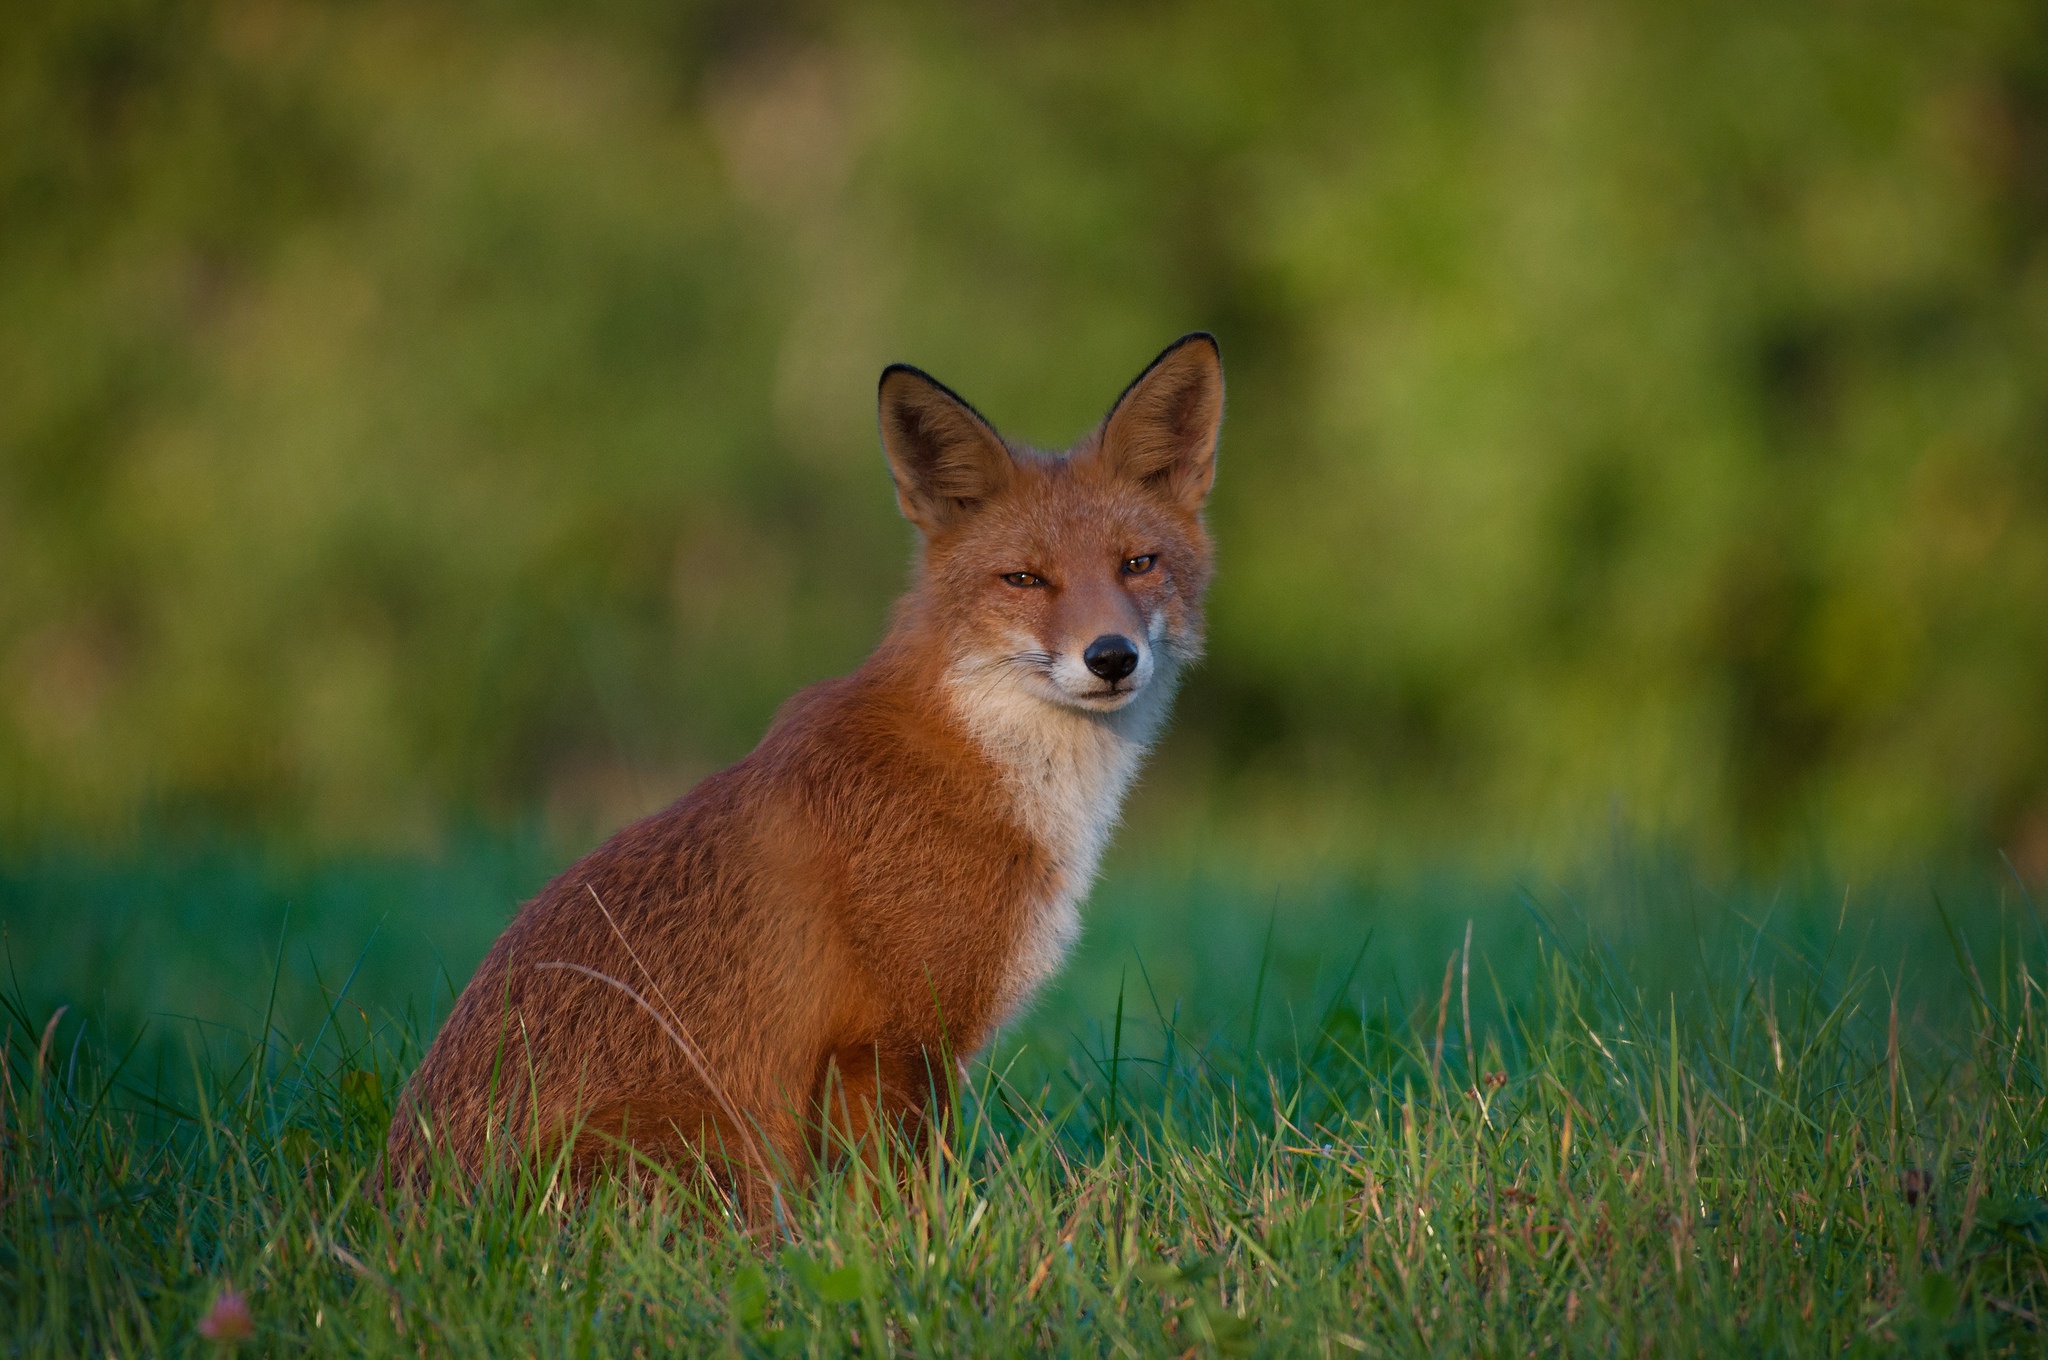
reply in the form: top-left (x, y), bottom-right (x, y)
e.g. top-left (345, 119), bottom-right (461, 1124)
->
top-left (386, 334), bottom-right (1225, 1215)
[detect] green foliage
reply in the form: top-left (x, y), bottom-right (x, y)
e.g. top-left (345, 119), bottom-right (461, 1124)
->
top-left (2, 0), bottom-right (2046, 866)
top-left (7, 847), bottom-right (2048, 1353)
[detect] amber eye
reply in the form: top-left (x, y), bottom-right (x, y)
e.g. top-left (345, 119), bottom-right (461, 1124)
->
top-left (1001, 572), bottom-right (1044, 588)
top-left (1122, 554), bottom-right (1157, 576)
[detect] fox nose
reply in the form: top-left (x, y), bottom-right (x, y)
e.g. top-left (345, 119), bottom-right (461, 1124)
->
top-left (1083, 634), bottom-right (1140, 683)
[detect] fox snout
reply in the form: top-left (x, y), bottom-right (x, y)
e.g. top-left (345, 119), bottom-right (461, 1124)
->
top-left (1036, 572), bottom-right (1161, 706)
top-left (1049, 626), bottom-right (1154, 709)
top-left (1082, 635), bottom-right (1138, 682)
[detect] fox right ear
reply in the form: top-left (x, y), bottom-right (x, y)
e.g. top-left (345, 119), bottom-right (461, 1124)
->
top-left (1098, 333), bottom-right (1224, 515)
top-left (878, 364), bottom-right (1015, 533)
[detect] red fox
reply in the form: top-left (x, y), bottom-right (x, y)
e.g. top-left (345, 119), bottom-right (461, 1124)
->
top-left (384, 334), bottom-right (1224, 1215)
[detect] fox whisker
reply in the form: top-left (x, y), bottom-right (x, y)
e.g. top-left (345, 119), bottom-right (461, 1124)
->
top-left (950, 652), bottom-right (1057, 689)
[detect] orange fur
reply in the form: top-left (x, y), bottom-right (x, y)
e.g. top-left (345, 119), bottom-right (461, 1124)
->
top-left (384, 335), bottom-right (1225, 1217)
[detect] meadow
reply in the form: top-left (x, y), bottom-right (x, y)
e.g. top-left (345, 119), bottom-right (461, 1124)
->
top-left (8, 2), bottom-right (2046, 1355)
top-left (7, 843), bottom-right (2048, 1356)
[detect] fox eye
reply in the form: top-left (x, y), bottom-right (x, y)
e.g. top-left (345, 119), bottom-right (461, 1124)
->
top-left (1001, 572), bottom-right (1044, 588)
top-left (1122, 555), bottom-right (1157, 576)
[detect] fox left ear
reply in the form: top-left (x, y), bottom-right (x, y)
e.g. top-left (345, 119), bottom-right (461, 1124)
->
top-left (878, 364), bottom-right (1015, 534)
top-left (1098, 333), bottom-right (1224, 513)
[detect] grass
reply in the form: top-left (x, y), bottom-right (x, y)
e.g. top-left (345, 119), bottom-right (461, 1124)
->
top-left (5, 842), bottom-right (2048, 1356)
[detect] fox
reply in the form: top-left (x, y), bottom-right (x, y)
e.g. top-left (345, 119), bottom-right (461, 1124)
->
top-left (383, 333), bottom-right (1224, 1217)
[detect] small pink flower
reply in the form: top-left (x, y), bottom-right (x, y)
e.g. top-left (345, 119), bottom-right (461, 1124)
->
top-left (198, 1290), bottom-right (254, 1345)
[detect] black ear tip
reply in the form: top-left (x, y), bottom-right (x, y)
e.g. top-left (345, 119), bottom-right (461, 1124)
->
top-left (879, 362), bottom-right (932, 395)
top-left (876, 364), bottom-right (1003, 437)
top-left (1167, 331), bottom-right (1220, 362)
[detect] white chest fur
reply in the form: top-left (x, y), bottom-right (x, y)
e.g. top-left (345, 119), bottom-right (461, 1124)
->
top-left (945, 661), bottom-right (1177, 1018)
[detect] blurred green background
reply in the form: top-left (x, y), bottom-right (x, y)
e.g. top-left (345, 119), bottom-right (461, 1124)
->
top-left (4, 0), bottom-right (2046, 874)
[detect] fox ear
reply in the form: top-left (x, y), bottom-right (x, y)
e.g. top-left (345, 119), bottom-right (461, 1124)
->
top-left (1098, 333), bottom-right (1224, 513)
top-left (878, 364), bottom-right (1015, 533)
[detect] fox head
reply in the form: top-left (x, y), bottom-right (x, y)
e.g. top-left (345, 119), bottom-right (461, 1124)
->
top-left (878, 334), bottom-right (1223, 720)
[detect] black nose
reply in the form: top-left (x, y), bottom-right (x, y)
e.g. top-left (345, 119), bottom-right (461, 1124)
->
top-left (1083, 634), bottom-right (1140, 682)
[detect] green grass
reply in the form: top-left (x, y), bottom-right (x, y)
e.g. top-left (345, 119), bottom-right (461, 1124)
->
top-left (6, 844), bottom-right (2048, 1356)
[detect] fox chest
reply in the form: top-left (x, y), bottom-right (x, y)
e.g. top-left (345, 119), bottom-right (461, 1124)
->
top-left (946, 684), bottom-right (1167, 1021)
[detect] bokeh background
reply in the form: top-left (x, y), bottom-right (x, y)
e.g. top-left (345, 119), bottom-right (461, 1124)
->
top-left (5, 0), bottom-right (2047, 875)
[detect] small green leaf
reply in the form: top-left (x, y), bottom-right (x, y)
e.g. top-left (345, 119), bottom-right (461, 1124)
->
top-left (1140, 1253), bottom-right (1221, 1290)
top-left (1916, 1271), bottom-right (1958, 1323)
top-left (279, 1127), bottom-right (314, 1166)
top-left (780, 1250), bottom-right (862, 1305)
top-left (1198, 1301), bottom-right (1256, 1356)
top-left (815, 1265), bottom-right (863, 1304)
top-left (339, 1069), bottom-right (384, 1115)
top-left (778, 1248), bottom-right (824, 1296)
top-left (731, 1264), bottom-right (767, 1330)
